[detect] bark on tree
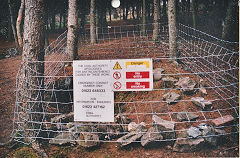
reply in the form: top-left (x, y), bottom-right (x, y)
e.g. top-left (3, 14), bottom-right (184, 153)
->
top-left (153, 0), bottom-right (160, 42)
top-left (90, 0), bottom-right (96, 44)
top-left (16, 0), bottom-right (24, 50)
top-left (168, 0), bottom-right (177, 60)
top-left (21, 0), bottom-right (45, 148)
top-left (8, 0), bottom-right (20, 52)
top-left (142, 0), bottom-right (146, 36)
top-left (191, 0), bottom-right (197, 29)
top-left (67, 0), bottom-right (79, 60)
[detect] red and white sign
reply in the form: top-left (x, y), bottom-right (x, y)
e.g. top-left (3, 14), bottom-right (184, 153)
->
top-left (113, 81), bottom-right (121, 90)
top-left (126, 82), bottom-right (150, 89)
top-left (126, 71), bottom-right (149, 79)
top-left (111, 58), bottom-right (153, 91)
top-left (113, 71), bottom-right (121, 80)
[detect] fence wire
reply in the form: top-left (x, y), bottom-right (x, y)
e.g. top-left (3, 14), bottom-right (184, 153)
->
top-left (12, 23), bottom-right (239, 147)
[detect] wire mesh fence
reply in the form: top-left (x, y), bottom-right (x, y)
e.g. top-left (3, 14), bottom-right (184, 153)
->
top-left (12, 22), bottom-right (239, 149)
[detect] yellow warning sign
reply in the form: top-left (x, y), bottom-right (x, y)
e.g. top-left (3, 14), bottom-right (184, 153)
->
top-left (113, 62), bottom-right (122, 70)
top-left (126, 61), bottom-right (149, 69)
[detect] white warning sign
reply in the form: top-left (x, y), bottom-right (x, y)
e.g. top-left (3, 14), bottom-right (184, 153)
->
top-left (73, 58), bottom-right (153, 122)
top-left (73, 60), bottom-right (114, 122)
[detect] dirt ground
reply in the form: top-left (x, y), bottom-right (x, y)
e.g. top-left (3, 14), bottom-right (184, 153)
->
top-left (0, 36), bottom-right (239, 157)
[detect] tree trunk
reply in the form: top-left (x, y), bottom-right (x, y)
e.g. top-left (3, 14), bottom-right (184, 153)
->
top-left (222, 0), bottom-right (238, 42)
top-left (16, 0), bottom-right (24, 50)
top-left (8, 0), bottom-right (20, 52)
top-left (21, 0), bottom-right (45, 144)
top-left (51, 13), bottom-right (55, 30)
top-left (63, 12), bottom-right (66, 29)
top-left (131, 5), bottom-right (135, 19)
top-left (67, 0), bottom-right (79, 61)
top-left (191, 0), bottom-right (197, 29)
top-left (136, 0), bottom-right (140, 20)
top-left (162, 0), bottom-right (167, 21)
top-left (90, 0), bottom-right (96, 44)
top-left (109, 7), bottom-right (111, 22)
top-left (8, 15), bottom-right (12, 41)
top-left (168, 0), bottom-right (177, 60)
top-left (153, 0), bottom-right (159, 42)
top-left (59, 13), bottom-right (63, 30)
top-left (142, 0), bottom-right (146, 36)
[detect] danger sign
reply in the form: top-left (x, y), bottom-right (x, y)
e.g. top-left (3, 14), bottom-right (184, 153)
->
top-left (111, 58), bottom-right (153, 91)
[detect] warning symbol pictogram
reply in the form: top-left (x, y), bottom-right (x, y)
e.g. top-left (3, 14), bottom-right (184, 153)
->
top-left (113, 71), bottom-right (121, 80)
top-left (113, 62), bottom-right (122, 70)
top-left (113, 81), bottom-right (121, 90)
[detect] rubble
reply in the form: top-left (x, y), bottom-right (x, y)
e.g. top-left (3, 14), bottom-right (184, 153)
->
top-left (78, 133), bottom-right (100, 148)
top-left (117, 123), bottom-right (147, 146)
top-left (175, 77), bottom-right (196, 94)
top-left (173, 137), bottom-right (205, 152)
top-left (141, 126), bottom-right (163, 147)
top-left (177, 112), bottom-right (199, 121)
top-left (191, 97), bottom-right (213, 110)
top-left (163, 92), bottom-right (181, 104)
top-left (49, 132), bottom-right (76, 145)
top-left (187, 127), bottom-right (202, 138)
top-left (211, 115), bottom-right (234, 126)
top-left (152, 115), bottom-right (175, 139)
top-left (153, 68), bottom-right (165, 81)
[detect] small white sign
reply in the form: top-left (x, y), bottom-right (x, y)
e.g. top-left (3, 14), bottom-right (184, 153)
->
top-left (73, 60), bottom-right (114, 122)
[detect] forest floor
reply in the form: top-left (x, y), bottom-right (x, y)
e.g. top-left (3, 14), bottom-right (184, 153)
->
top-left (0, 28), bottom-right (239, 157)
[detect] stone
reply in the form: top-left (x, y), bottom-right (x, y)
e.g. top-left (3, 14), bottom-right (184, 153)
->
top-left (141, 127), bottom-right (163, 147)
top-left (177, 112), bottom-right (199, 121)
top-left (128, 122), bottom-right (146, 132)
top-left (162, 76), bottom-right (178, 83)
top-left (117, 132), bottom-right (144, 147)
top-left (49, 132), bottom-right (75, 145)
top-left (173, 138), bottom-right (205, 152)
top-left (176, 130), bottom-right (188, 138)
top-left (115, 113), bottom-right (131, 124)
top-left (197, 123), bottom-right (208, 130)
top-left (191, 97), bottom-right (213, 110)
top-left (201, 125), bottom-right (217, 146)
top-left (187, 127), bottom-right (201, 138)
top-left (5, 48), bottom-right (18, 58)
top-left (211, 115), bottom-right (234, 126)
top-left (153, 68), bottom-right (164, 81)
top-left (215, 128), bottom-right (226, 135)
top-left (78, 133), bottom-right (100, 148)
top-left (117, 123), bottom-right (147, 146)
top-left (163, 92), bottom-right (181, 104)
top-left (199, 87), bottom-right (207, 95)
top-left (152, 115), bottom-right (175, 139)
top-left (115, 113), bottom-right (131, 131)
top-left (128, 122), bottom-right (138, 132)
top-left (51, 112), bottom-right (74, 123)
top-left (175, 77), bottom-right (196, 94)
top-left (199, 79), bottom-right (205, 87)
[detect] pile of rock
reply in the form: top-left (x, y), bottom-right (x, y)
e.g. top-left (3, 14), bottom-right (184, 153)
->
top-left (117, 115), bottom-right (175, 147)
top-left (173, 123), bottom-right (226, 152)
